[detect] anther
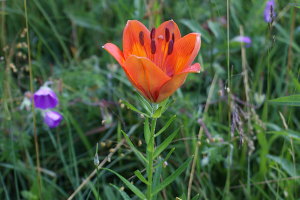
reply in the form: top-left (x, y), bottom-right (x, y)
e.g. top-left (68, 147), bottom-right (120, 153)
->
top-left (150, 28), bottom-right (156, 40)
top-left (165, 28), bottom-right (170, 42)
top-left (139, 31), bottom-right (144, 46)
top-left (151, 40), bottom-right (156, 54)
top-left (172, 33), bottom-right (175, 42)
top-left (167, 40), bottom-right (174, 55)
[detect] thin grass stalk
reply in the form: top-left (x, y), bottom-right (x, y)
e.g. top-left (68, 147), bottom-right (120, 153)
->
top-left (224, 0), bottom-right (232, 197)
top-left (24, 0), bottom-right (42, 198)
top-left (187, 74), bottom-right (218, 200)
top-left (67, 139), bottom-right (125, 200)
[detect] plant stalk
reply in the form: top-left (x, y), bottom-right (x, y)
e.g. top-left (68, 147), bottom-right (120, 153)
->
top-left (146, 118), bottom-right (157, 200)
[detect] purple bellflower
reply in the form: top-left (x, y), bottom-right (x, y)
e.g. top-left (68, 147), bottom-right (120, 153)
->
top-left (44, 110), bottom-right (63, 128)
top-left (233, 36), bottom-right (252, 47)
top-left (264, 0), bottom-right (275, 23)
top-left (33, 86), bottom-right (58, 109)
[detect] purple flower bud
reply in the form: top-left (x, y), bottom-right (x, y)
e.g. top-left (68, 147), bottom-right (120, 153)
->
top-left (33, 87), bottom-right (58, 109)
top-left (44, 111), bottom-right (63, 128)
top-left (233, 36), bottom-right (252, 47)
top-left (264, 0), bottom-right (275, 23)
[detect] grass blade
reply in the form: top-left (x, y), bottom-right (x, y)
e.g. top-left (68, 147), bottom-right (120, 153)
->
top-left (153, 129), bottom-right (179, 159)
top-left (111, 184), bottom-right (131, 200)
top-left (154, 115), bottom-right (176, 137)
top-left (152, 157), bottom-right (193, 195)
top-left (134, 170), bottom-right (149, 185)
top-left (121, 130), bottom-right (147, 165)
top-left (268, 95), bottom-right (300, 106)
top-left (102, 168), bottom-right (146, 200)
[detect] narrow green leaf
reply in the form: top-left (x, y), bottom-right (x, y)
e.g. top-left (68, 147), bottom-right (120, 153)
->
top-left (152, 158), bottom-right (163, 200)
top-left (121, 130), bottom-right (147, 165)
top-left (111, 184), bottom-right (131, 200)
top-left (157, 98), bottom-right (172, 116)
top-left (134, 170), bottom-right (149, 185)
top-left (147, 134), bottom-right (155, 153)
top-left (153, 129), bottom-right (179, 158)
top-left (268, 130), bottom-right (300, 141)
top-left (153, 148), bottom-right (175, 171)
top-left (163, 147), bottom-right (175, 163)
top-left (144, 118), bottom-right (151, 144)
top-left (267, 155), bottom-right (299, 177)
top-left (191, 194), bottom-right (200, 200)
top-left (152, 106), bottom-right (163, 118)
top-left (102, 168), bottom-right (146, 200)
top-left (152, 157), bottom-right (193, 195)
top-left (137, 93), bottom-right (152, 115)
top-left (268, 95), bottom-right (300, 106)
top-left (122, 100), bottom-right (150, 117)
top-left (155, 115), bottom-right (177, 137)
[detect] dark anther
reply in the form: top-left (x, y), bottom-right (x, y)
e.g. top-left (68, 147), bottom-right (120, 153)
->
top-left (172, 33), bottom-right (175, 42)
top-left (150, 28), bottom-right (156, 40)
top-left (165, 28), bottom-right (170, 42)
top-left (139, 31), bottom-right (144, 46)
top-left (151, 40), bottom-right (156, 54)
top-left (167, 40), bottom-right (174, 55)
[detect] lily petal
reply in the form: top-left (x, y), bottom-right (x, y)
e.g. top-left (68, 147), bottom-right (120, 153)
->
top-left (180, 63), bottom-right (201, 74)
top-left (156, 73), bottom-right (188, 103)
top-left (103, 43), bottom-right (125, 66)
top-left (153, 20), bottom-right (182, 70)
top-left (156, 20), bottom-right (181, 41)
top-left (124, 55), bottom-right (171, 102)
top-left (123, 20), bottom-right (151, 59)
top-left (165, 33), bottom-right (201, 76)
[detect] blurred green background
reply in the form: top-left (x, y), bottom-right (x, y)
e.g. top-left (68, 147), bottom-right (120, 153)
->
top-left (1, 0), bottom-right (300, 199)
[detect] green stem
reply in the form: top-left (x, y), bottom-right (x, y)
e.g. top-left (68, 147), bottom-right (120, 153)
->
top-left (146, 118), bottom-right (157, 200)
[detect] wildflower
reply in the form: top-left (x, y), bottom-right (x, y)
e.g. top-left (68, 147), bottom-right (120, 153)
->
top-left (103, 20), bottom-right (201, 103)
top-left (232, 36), bottom-right (252, 47)
top-left (264, 0), bottom-right (275, 23)
top-left (33, 86), bottom-right (58, 109)
top-left (44, 110), bottom-right (63, 128)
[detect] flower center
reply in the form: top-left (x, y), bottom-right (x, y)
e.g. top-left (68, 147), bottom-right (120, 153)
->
top-left (138, 28), bottom-right (176, 74)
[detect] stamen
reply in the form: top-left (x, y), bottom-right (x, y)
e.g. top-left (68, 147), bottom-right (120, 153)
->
top-left (165, 28), bottom-right (170, 42)
top-left (139, 31), bottom-right (144, 46)
top-left (151, 40), bottom-right (156, 54)
top-left (150, 28), bottom-right (156, 40)
top-left (167, 40), bottom-right (174, 55)
top-left (172, 33), bottom-right (175, 42)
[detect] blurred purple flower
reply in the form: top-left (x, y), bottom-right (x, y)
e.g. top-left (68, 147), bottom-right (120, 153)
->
top-left (44, 111), bottom-right (63, 128)
top-left (233, 36), bottom-right (252, 47)
top-left (264, 0), bottom-right (275, 23)
top-left (33, 87), bottom-right (58, 109)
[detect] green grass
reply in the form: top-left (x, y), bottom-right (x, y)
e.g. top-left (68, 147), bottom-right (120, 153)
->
top-left (1, 0), bottom-right (300, 199)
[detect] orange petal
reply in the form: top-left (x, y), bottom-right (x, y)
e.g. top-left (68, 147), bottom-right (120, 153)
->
top-left (103, 43), bottom-right (125, 66)
top-left (124, 55), bottom-right (171, 102)
top-left (156, 20), bottom-right (181, 41)
top-left (165, 33), bottom-right (201, 76)
top-left (156, 73), bottom-right (188, 103)
top-left (180, 63), bottom-right (201, 74)
top-left (153, 20), bottom-right (182, 69)
top-left (123, 20), bottom-right (151, 59)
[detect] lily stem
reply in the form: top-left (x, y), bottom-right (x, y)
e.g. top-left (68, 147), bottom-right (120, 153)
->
top-left (146, 117), bottom-right (157, 200)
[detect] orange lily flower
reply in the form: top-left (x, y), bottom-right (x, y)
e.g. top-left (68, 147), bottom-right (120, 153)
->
top-left (103, 20), bottom-right (201, 103)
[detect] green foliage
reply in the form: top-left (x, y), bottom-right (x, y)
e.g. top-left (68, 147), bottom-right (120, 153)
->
top-left (269, 95), bottom-right (300, 106)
